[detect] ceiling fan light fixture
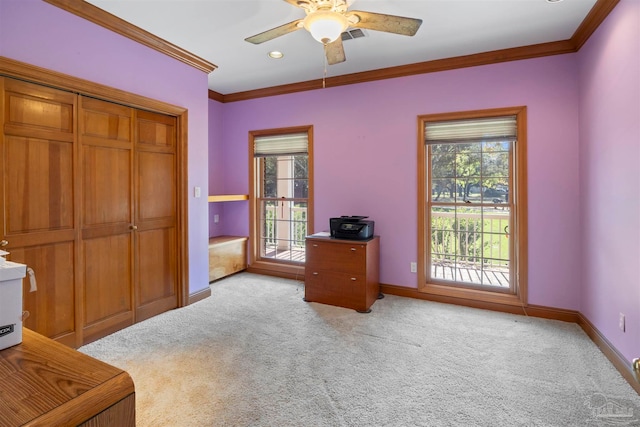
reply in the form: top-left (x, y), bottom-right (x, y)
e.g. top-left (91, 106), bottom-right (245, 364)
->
top-left (303, 10), bottom-right (348, 44)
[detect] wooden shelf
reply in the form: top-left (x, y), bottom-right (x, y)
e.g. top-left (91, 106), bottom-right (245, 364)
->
top-left (208, 194), bottom-right (248, 202)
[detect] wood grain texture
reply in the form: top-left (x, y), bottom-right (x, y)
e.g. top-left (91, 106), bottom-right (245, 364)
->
top-left (0, 329), bottom-right (134, 427)
top-left (1, 78), bottom-right (78, 346)
top-left (134, 110), bottom-right (178, 322)
top-left (78, 394), bottom-right (135, 427)
top-left (0, 60), bottom-right (191, 345)
top-left (10, 243), bottom-right (76, 342)
top-left (0, 58), bottom-right (188, 117)
top-left (304, 236), bottom-right (380, 312)
top-left (79, 97), bottom-right (135, 344)
top-left (209, 236), bottom-right (247, 282)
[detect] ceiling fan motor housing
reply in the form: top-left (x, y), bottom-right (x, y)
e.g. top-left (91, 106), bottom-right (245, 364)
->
top-left (298, 0), bottom-right (349, 14)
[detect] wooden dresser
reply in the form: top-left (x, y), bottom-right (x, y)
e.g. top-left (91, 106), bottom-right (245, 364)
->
top-left (304, 235), bottom-right (380, 313)
top-left (0, 329), bottom-right (135, 427)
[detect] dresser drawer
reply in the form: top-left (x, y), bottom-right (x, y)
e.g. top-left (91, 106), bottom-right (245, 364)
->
top-left (305, 270), bottom-right (366, 308)
top-left (305, 240), bottom-right (366, 273)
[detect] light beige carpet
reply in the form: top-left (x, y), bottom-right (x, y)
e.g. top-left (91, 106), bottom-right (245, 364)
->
top-left (79, 273), bottom-right (640, 426)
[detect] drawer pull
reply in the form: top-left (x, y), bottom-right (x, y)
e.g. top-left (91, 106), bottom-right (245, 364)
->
top-left (313, 244), bottom-right (318, 247)
top-left (312, 272), bottom-right (319, 275)
top-left (351, 277), bottom-right (357, 281)
top-left (350, 248), bottom-right (356, 251)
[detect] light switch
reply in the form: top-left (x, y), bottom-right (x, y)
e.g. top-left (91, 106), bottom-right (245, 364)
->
top-left (214, 214), bottom-right (220, 224)
top-left (194, 186), bottom-right (201, 198)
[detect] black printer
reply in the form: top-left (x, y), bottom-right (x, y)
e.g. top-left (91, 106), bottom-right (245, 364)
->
top-left (330, 216), bottom-right (375, 240)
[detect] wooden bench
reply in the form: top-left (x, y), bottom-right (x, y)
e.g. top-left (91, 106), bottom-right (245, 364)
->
top-left (209, 236), bottom-right (248, 282)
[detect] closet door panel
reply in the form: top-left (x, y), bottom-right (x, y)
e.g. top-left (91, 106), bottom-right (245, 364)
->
top-left (82, 234), bottom-right (133, 343)
top-left (135, 110), bottom-right (177, 320)
top-left (138, 151), bottom-right (175, 223)
top-left (5, 135), bottom-right (74, 234)
top-left (81, 145), bottom-right (131, 228)
top-left (1, 78), bottom-right (78, 345)
top-left (79, 97), bottom-right (134, 344)
top-left (3, 80), bottom-right (74, 135)
top-left (10, 243), bottom-right (76, 347)
top-left (136, 227), bottom-right (176, 321)
top-left (137, 114), bottom-right (175, 151)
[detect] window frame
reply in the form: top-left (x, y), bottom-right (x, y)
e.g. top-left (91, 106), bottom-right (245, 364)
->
top-left (248, 125), bottom-right (314, 279)
top-left (417, 107), bottom-right (528, 307)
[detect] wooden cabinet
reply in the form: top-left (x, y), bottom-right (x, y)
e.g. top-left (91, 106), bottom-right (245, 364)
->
top-left (209, 236), bottom-right (248, 281)
top-left (304, 235), bottom-right (380, 313)
top-left (0, 328), bottom-right (135, 427)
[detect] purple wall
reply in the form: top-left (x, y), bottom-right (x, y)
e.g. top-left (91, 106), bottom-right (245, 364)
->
top-left (578, 0), bottom-right (640, 363)
top-left (0, 0), bottom-right (211, 295)
top-left (214, 54), bottom-right (583, 310)
top-left (208, 100), bottom-right (224, 237)
top-left (208, 98), bottom-right (249, 238)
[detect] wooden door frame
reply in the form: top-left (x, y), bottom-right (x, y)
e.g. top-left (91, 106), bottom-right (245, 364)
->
top-left (0, 57), bottom-right (190, 317)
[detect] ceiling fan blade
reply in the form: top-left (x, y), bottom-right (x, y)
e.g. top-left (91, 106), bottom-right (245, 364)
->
top-left (348, 11), bottom-right (422, 36)
top-left (325, 37), bottom-right (346, 65)
top-left (245, 19), bottom-right (303, 44)
top-left (282, 0), bottom-right (304, 7)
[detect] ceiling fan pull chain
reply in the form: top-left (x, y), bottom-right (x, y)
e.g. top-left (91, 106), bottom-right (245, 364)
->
top-left (323, 44), bottom-right (328, 89)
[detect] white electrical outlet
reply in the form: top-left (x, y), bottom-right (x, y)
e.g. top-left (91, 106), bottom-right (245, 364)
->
top-left (194, 186), bottom-right (201, 198)
top-left (619, 313), bottom-right (625, 332)
top-left (410, 262), bottom-right (417, 273)
top-left (214, 214), bottom-right (220, 224)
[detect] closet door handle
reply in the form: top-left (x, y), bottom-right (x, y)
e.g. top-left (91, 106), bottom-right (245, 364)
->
top-left (0, 240), bottom-right (8, 247)
top-left (129, 225), bottom-right (138, 230)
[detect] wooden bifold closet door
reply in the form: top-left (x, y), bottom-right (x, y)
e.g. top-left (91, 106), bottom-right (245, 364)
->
top-left (1, 78), bottom-right (179, 347)
top-left (0, 78), bottom-right (77, 347)
top-left (79, 97), bottom-right (178, 343)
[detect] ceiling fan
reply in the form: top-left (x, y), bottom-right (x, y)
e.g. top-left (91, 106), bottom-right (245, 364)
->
top-left (245, 0), bottom-right (423, 65)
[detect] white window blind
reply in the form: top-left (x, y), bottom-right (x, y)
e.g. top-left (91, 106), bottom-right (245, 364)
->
top-left (425, 116), bottom-right (517, 144)
top-left (254, 132), bottom-right (308, 157)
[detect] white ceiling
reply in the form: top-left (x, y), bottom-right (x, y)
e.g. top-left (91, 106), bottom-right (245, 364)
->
top-left (84, 0), bottom-right (598, 95)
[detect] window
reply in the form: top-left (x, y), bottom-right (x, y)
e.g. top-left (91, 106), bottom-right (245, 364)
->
top-left (418, 108), bottom-right (527, 306)
top-left (249, 126), bottom-right (313, 278)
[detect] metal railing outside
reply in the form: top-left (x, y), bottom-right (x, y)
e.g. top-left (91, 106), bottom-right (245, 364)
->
top-left (430, 209), bottom-right (510, 287)
top-left (261, 202), bottom-right (307, 262)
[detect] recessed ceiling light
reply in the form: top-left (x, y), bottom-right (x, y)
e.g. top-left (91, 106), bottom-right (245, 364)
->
top-left (268, 51), bottom-right (284, 59)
